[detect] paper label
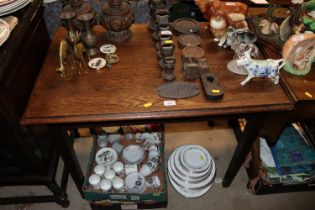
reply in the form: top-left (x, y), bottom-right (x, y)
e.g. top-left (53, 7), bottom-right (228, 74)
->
top-left (164, 40), bottom-right (173, 44)
top-left (130, 195), bottom-right (140, 201)
top-left (164, 100), bottom-right (176, 106)
top-left (121, 204), bottom-right (138, 209)
top-left (161, 30), bottom-right (172, 35)
top-left (109, 194), bottom-right (127, 200)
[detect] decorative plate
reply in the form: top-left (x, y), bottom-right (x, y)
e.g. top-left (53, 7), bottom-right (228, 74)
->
top-left (173, 145), bottom-right (212, 179)
top-left (168, 152), bottom-right (215, 189)
top-left (122, 144), bottom-right (145, 165)
top-left (125, 172), bottom-right (147, 194)
top-left (95, 147), bottom-right (118, 166)
top-left (179, 145), bottom-right (212, 173)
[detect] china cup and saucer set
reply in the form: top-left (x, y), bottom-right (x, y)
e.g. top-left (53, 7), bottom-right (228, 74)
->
top-left (89, 132), bottom-right (162, 194)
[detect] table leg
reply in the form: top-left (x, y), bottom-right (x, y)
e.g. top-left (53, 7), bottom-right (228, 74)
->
top-left (222, 115), bottom-right (264, 187)
top-left (51, 125), bottom-right (85, 197)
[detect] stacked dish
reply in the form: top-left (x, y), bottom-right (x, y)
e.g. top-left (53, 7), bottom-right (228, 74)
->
top-left (167, 145), bottom-right (216, 198)
top-left (0, 0), bottom-right (32, 16)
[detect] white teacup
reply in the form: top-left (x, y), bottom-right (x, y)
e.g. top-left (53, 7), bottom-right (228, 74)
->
top-left (104, 169), bottom-right (116, 181)
top-left (97, 134), bottom-right (109, 148)
top-left (113, 161), bottom-right (124, 176)
top-left (100, 179), bottom-right (112, 192)
top-left (146, 175), bottom-right (161, 190)
top-left (88, 174), bottom-right (101, 190)
top-left (148, 149), bottom-right (160, 159)
top-left (147, 160), bottom-right (158, 171)
top-left (112, 142), bottom-right (124, 154)
top-left (112, 177), bottom-right (125, 192)
top-left (148, 156), bottom-right (160, 165)
top-left (139, 164), bottom-right (152, 177)
top-left (139, 161), bottom-right (158, 177)
top-left (93, 164), bottom-right (106, 177)
top-left (108, 134), bottom-right (121, 143)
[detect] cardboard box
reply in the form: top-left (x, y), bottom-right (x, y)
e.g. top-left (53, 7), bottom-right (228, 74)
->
top-left (82, 124), bottom-right (167, 206)
top-left (90, 199), bottom-right (168, 210)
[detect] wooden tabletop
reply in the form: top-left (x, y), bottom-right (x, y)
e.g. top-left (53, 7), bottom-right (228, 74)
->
top-left (22, 23), bottom-right (293, 125)
top-left (259, 44), bottom-right (315, 103)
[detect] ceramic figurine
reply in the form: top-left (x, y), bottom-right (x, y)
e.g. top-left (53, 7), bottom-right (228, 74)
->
top-left (279, 0), bottom-right (315, 41)
top-left (236, 50), bottom-right (285, 85)
top-left (282, 33), bottom-right (315, 75)
top-left (258, 0), bottom-right (279, 35)
top-left (194, 0), bottom-right (248, 46)
top-left (224, 26), bottom-right (256, 48)
top-left (227, 42), bottom-right (259, 75)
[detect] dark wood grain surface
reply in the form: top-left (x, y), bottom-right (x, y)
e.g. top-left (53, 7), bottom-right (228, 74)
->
top-left (22, 23), bottom-right (292, 125)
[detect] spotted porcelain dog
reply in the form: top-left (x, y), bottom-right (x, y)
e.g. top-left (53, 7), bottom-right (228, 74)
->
top-left (237, 50), bottom-right (285, 85)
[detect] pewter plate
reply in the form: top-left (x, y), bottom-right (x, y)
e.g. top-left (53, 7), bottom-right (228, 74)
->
top-left (157, 81), bottom-right (200, 99)
top-left (178, 34), bottom-right (202, 48)
top-left (172, 18), bottom-right (200, 34)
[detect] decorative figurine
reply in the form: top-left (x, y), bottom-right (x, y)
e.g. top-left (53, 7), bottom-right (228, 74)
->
top-left (56, 40), bottom-right (69, 77)
top-left (194, 0), bottom-right (249, 46)
top-left (60, 11), bottom-right (80, 47)
top-left (282, 33), bottom-right (315, 75)
top-left (74, 42), bottom-right (88, 73)
top-left (227, 42), bottom-right (259, 75)
top-left (258, 0), bottom-right (279, 36)
top-left (102, 0), bottom-right (135, 42)
top-left (236, 49), bottom-right (285, 85)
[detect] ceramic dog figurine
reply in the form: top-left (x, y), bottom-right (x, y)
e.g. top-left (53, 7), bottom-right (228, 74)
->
top-left (195, 0), bottom-right (248, 45)
top-left (236, 50), bottom-right (285, 85)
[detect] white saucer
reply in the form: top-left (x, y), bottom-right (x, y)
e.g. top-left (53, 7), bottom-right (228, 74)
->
top-left (171, 147), bottom-right (213, 183)
top-left (167, 154), bottom-right (214, 198)
top-left (95, 147), bottom-right (118, 166)
top-left (168, 151), bottom-right (215, 189)
top-left (179, 144), bottom-right (212, 173)
top-left (125, 172), bottom-right (147, 194)
top-left (174, 145), bottom-right (212, 179)
top-left (122, 145), bottom-right (145, 165)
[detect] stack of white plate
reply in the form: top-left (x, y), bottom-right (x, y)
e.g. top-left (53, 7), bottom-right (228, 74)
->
top-left (167, 145), bottom-right (216, 198)
top-left (0, 0), bottom-right (32, 17)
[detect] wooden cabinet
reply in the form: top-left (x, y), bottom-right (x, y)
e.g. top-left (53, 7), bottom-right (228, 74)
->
top-left (0, 0), bottom-right (70, 207)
